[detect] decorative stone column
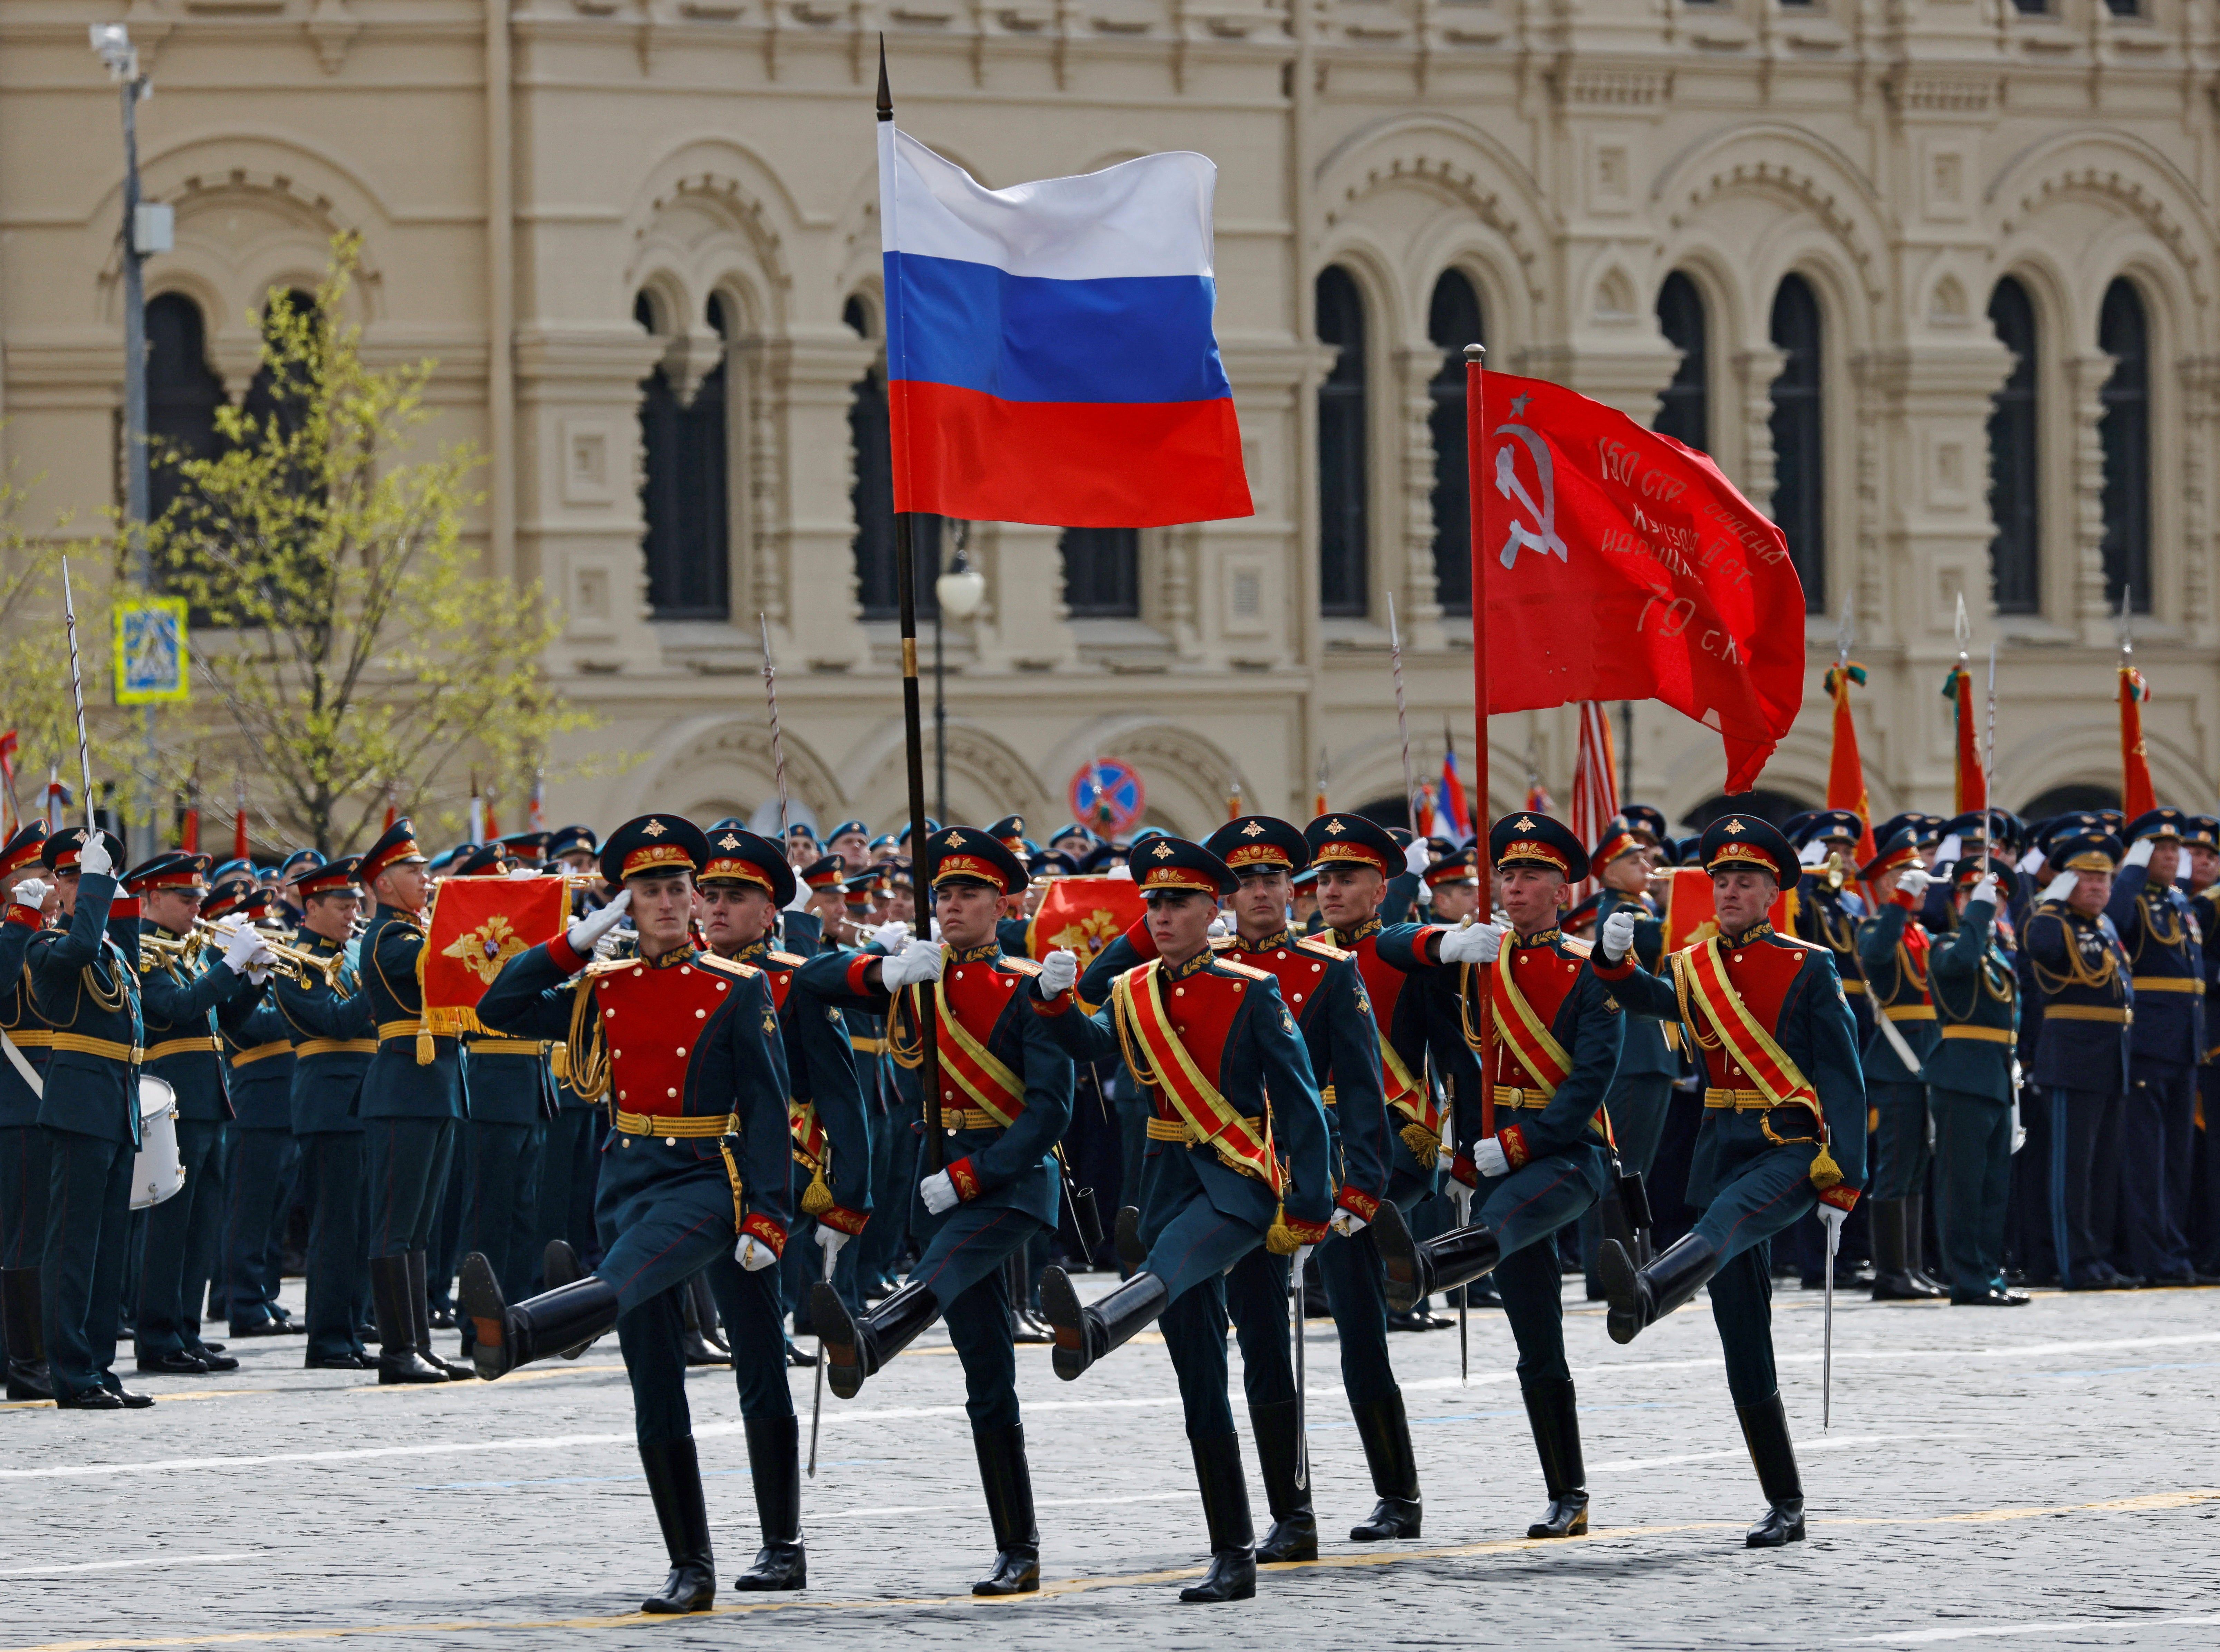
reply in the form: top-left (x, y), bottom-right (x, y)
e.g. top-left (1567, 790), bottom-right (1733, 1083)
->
top-left (2063, 349), bottom-right (2115, 644)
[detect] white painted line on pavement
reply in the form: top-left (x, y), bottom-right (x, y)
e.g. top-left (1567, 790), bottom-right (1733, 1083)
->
top-left (0, 1552), bottom-right (257, 1578)
top-left (1589, 1432), bottom-right (1961, 1474)
top-left (1851, 1614), bottom-right (2220, 1644)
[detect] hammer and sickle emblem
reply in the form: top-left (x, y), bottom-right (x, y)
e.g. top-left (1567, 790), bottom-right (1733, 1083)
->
top-left (1492, 420), bottom-right (1569, 570)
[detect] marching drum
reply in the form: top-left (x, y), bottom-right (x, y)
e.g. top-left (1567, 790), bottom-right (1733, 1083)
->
top-left (131, 1075), bottom-right (186, 1210)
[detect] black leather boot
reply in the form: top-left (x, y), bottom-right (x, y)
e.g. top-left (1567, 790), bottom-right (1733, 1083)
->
top-left (1040, 1265), bottom-right (1167, 1381)
top-left (1114, 1205), bottom-right (1144, 1273)
top-left (1903, 1193), bottom-right (1948, 1296)
top-left (1347, 1393), bottom-right (1423, 1541)
top-left (1520, 1377), bottom-right (1589, 1538)
top-left (1179, 1432), bottom-right (1256, 1602)
top-left (1736, 1392), bottom-right (1806, 1547)
top-left (733, 1415), bottom-right (805, 1590)
top-left (1375, 1202), bottom-right (1502, 1317)
top-left (814, 1277), bottom-right (940, 1400)
top-left (681, 1272), bottom-right (730, 1367)
top-left (2, 1266), bottom-right (54, 1401)
top-left (540, 1239), bottom-right (600, 1358)
top-left (1247, 1399), bottom-right (1317, 1562)
top-left (460, 1252), bottom-right (620, 1379)
top-left (1869, 1199), bottom-right (1923, 1300)
top-left (638, 1437), bottom-right (716, 1612)
top-left (971, 1423), bottom-right (1041, 1595)
top-left (1600, 1233), bottom-right (1719, 1345)
top-left (409, 1250), bottom-right (475, 1379)
top-left (369, 1254), bottom-right (446, 1385)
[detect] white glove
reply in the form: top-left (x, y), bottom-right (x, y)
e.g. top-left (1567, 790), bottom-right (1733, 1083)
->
top-left (1038, 948), bottom-right (1079, 997)
top-left (920, 1169), bottom-right (959, 1215)
top-left (1966, 873), bottom-right (2001, 910)
top-left (1473, 1136), bottom-right (1511, 1179)
top-left (10, 878), bottom-right (50, 911)
top-left (2039, 870), bottom-right (2079, 905)
top-left (1797, 840), bottom-right (1825, 868)
top-left (1438, 920), bottom-right (1503, 965)
top-left (220, 921), bottom-right (271, 976)
top-left (1106, 862), bottom-right (1133, 881)
top-left (2017, 847), bottom-right (2047, 875)
top-left (1403, 839), bottom-right (1431, 877)
top-left (1447, 1179), bottom-right (1473, 1226)
top-left (1895, 867), bottom-right (1934, 900)
top-left (735, 1233), bottom-right (778, 1271)
top-left (1935, 834), bottom-right (1963, 868)
top-left (881, 937), bottom-right (945, 990)
top-left (868, 920), bottom-right (911, 953)
top-left (564, 889), bottom-right (632, 959)
top-left (815, 1225), bottom-right (850, 1266)
top-left (2123, 836), bottom-right (2156, 869)
top-left (1600, 908), bottom-right (1638, 963)
top-left (1817, 1204), bottom-right (1848, 1256)
top-left (1329, 1208), bottom-right (1368, 1238)
top-left (1206, 913), bottom-right (1233, 939)
top-left (78, 833), bottom-right (112, 879)
top-left (504, 866), bottom-right (540, 880)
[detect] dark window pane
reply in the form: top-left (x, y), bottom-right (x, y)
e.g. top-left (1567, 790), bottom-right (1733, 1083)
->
top-left (2097, 278), bottom-right (2150, 615)
top-left (1316, 266), bottom-right (1368, 618)
top-left (1986, 278), bottom-right (2041, 615)
top-left (144, 292), bottom-right (228, 527)
top-left (1768, 274), bottom-right (1825, 613)
top-left (636, 292), bottom-right (730, 620)
top-left (1060, 528), bottom-right (1139, 617)
top-left (1426, 271), bottom-right (1484, 616)
top-left (845, 296), bottom-right (941, 622)
top-left (1655, 271), bottom-right (1710, 454)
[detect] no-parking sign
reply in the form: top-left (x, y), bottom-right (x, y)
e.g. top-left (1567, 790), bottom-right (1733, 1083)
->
top-left (1068, 759), bottom-right (1145, 836)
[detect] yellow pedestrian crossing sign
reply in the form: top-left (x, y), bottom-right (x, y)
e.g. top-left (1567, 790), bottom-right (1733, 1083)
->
top-left (115, 598), bottom-right (190, 705)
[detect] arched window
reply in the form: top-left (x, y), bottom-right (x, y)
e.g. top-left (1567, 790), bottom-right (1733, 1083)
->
top-left (144, 292), bottom-right (228, 526)
top-left (1060, 528), bottom-right (1138, 618)
top-left (636, 291), bottom-right (731, 620)
top-left (1426, 270), bottom-right (1484, 616)
top-left (2097, 278), bottom-right (2150, 615)
top-left (1986, 278), bottom-right (2041, 615)
top-left (1316, 266), bottom-right (1369, 617)
top-left (1767, 274), bottom-right (1826, 612)
top-left (1655, 272), bottom-right (1709, 454)
top-left (846, 295), bottom-right (941, 620)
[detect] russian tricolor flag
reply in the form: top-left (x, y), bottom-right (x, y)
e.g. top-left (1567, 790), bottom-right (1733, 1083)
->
top-left (877, 124), bottom-right (1252, 529)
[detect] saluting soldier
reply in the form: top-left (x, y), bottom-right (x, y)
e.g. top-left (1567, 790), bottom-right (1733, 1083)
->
top-left (27, 827), bottom-right (154, 1408)
top-left (127, 852), bottom-right (272, 1376)
top-left (271, 856), bottom-right (380, 1369)
top-left (355, 819), bottom-right (471, 1381)
top-left (806, 825), bottom-right (1073, 1599)
top-left (209, 880), bottom-right (305, 1339)
top-left (462, 814), bottom-right (795, 1617)
top-left (1854, 826), bottom-right (1945, 1301)
top-left (1592, 814), bottom-right (1867, 1548)
top-left (2183, 815), bottom-right (2220, 1281)
top-left (1030, 835), bottom-right (1334, 1605)
top-left (1, 823), bottom-right (55, 1398)
top-left (1374, 813), bottom-right (1623, 1542)
top-left (1926, 859), bottom-right (2026, 1305)
top-left (2107, 809), bottom-right (2205, 1286)
top-left (2022, 827), bottom-right (2136, 1289)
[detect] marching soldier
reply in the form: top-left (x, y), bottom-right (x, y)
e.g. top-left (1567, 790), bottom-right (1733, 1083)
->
top-left (1855, 826), bottom-right (1945, 1301)
top-left (1926, 859), bottom-right (2027, 1305)
top-left (1375, 813), bottom-right (1622, 1541)
top-left (2185, 815), bottom-right (2220, 1281)
top-left (356, 819), bottom-right (472, 1382)
top-left (128, 851), bottom-right (272, 1375)
top-left (2108, 809), bottom-right (2204, 1286)
top-left (806, 825), bottom-right (1074, 1598)
top-left (1583, 815), bottom-right (1677, 1299)
top-left (27, 827), bottom-right (154, 1408)
top-left (1592, 814), bottom-right (1866, 1547)
top-left (211, 881), bottom-right (306, 1339)
top-left (1, 823), bottom-right (55, 1399)
top-left (462, 814), bottom-right (795, 1616)
top-left (2023, 827), bottom-right (2134, 1289)
top-left (272, 857), bottom-right (380, 1369)
top-left (1030, 834), bottom-right (1334, 1604)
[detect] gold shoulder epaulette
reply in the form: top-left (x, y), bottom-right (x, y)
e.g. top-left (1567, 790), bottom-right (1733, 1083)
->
top-left (1213, 958), bottom-right (1274, 983)
top-left (1560, 936), bottom-right (1595, 959)
top-left (1296, 934), bottom-right (1353, 961)
top-left (766, 950), bottom-right (807, 968)
top-left (1000, 956), bottom-right (1043, 977)
top-left (1209, 935), bottom-right (1235, 952)
top-left (695, 953), bottom-right (762, 979)
top-left (582, 958), bottom-right (633, 979)
top-left (1771, 933), bottom-right (1827, 953)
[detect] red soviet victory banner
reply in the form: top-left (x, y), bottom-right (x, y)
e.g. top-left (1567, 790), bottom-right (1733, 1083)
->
top-left (1477, 371), bottom-right (1805, 793)
top-left (422, 875), bottom-right (571, 1036)
top-left (1025, 875), bottom-right (1146, 970)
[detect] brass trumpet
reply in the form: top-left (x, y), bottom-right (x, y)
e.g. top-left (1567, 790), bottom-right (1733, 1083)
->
top-left (141, 918), bottom-right (345, 990)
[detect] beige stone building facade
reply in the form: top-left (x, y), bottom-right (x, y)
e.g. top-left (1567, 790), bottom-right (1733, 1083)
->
top-left (4, 1), bottom-right (2217, 843)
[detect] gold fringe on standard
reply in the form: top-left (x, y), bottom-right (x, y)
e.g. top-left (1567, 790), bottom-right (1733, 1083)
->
top-left (1399, 1121), bottom-right (1442, 1169)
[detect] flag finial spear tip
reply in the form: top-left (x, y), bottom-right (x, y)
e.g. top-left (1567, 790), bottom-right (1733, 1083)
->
top-left (1463, 342), bottom-right (1484, 363)
top-left (1952, 590), bottom-right (1970, 658)
top-left (876, 36), bottom-right (892, 121)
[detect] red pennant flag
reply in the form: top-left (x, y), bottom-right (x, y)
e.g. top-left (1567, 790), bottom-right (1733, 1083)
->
top-left (2120, 666), bottom-right (2155, 821)
top-left (1823, 663), bottom-right (1878, 869)
top-left (233, 803), bottom-right (250, 862)
top-left (383, 783), bottom-right (399, 833)
top-left (177, 799), bottom-right (200, 853)
top-left (1941, 664), bottom-right (1984, 814)
top-left (1478, 373), bottom-right (1803, 793)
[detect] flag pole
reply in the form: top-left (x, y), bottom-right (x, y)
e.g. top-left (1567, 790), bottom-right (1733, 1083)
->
top-left (1463, 342), bottom-right (1493, 1143)
top-left (879, 41), bottom-right (945, 1173)
top-left (1387, 592), bottom-right (1416, 835)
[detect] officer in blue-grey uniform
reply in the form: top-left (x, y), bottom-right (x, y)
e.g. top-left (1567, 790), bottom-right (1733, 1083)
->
top-left (2184, 815), bottom-right (2220, 1281)
top-left (0, 822), bottom-right (55, 1398)
top-left (272, 856), bottom-right (381, 1369)
top-left (2107, 808), bottom-right (2205, 1285)
top-left (1592, 814), bottom-right (1867, 1548)
top-left (463, 813), bottom-right (795, 1617)
top-left (2022, 827), bottom-right (2135, 1288)
top-left (1926, 858), bottom-right (2027, 1305)
top-left (1853, 825), bottom-right (1946, 1301)
top-left (209, 880), bottom-right (306, 1339)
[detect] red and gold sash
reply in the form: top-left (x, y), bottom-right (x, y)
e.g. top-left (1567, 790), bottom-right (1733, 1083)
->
top-left (1489, 956), bottom-right (1573, 1098)
top-left (906, 980), bottom-right (1027, 1128)
top-left (1676, 937), bottom-right (1842, 1189)
top-left (1112, 960), bottom-right (1282, 1194)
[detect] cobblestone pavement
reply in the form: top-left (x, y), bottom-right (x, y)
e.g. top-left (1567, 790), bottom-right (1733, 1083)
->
top-left (4, 1272), bottom-right (2218, 1651)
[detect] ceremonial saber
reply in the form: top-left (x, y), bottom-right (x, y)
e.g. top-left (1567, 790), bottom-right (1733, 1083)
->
top-left (1291, 1245), bottom-right (1310, 1490)
top-left (1982, 639), bottom-right (1998, 880)
top-left (760, 614), bottom-right (791, 841)
top-left (60, 557), bottom-right (96, 832)
top-left (1822, 1220), bottom-right (1834, 1430)
top-left (807, 1225), bottom-right (836, 1478)
top-left (1387, 592), bottom-right (1417, 834)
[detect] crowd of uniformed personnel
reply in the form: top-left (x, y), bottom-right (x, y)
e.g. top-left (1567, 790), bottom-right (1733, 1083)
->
top-left (1, 791), bottom-right (2214, 1609)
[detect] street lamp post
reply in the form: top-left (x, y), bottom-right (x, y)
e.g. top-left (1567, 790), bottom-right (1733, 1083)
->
top-left (932, 525), bottom-right (986, 823)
